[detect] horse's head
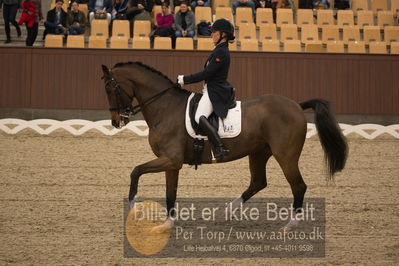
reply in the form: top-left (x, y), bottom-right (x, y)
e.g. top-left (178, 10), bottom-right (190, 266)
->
top-left (101, 65), bottom-right (134, 129)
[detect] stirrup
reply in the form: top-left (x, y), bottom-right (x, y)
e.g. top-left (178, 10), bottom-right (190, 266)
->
top-left (214, 146), bottom-right (229, 160)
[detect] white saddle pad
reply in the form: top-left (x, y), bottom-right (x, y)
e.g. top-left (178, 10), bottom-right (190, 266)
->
top-left (185, 93), bottom-right (242, 139)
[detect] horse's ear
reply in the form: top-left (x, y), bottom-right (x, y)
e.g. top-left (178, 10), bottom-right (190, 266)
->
top-left (101, 65), bottom-right (110, 77)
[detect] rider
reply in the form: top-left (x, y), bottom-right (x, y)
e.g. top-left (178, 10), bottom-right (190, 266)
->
top-left (177, 18), bottom-right (235, 160)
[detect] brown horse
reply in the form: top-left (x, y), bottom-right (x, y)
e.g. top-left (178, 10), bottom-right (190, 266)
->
top-left (101, 62), bottom-right (348, 231)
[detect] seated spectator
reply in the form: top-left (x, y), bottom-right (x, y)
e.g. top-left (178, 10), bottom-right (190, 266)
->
top-left (174, 2), bottom-right (195, 37)
top-left (43, 0), bottom-right (67, 39)
top-left (151, 3), bottom-right (175, 47)
top-left (111, 0), bottom-right (129, 20)
top-left (126, 0), bottom-right (153, 21)
top-left (67, 1), bottom-right (86, 35)
top-left (154, 3), bottom-right (174, 37)
top-left (232, 0), bottom-right (255, 18)
top-left (190, 0), bottom-right (210, 11)
top-left (88, 0), bottom-right (112, 24)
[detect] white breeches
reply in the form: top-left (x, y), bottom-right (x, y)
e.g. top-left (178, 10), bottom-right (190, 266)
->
top-left (195, 85), bottom-right (213, 124)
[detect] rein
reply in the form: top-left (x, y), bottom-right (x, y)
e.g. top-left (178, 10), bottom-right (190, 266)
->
top-left (105, 76), bottom-right (177, 119)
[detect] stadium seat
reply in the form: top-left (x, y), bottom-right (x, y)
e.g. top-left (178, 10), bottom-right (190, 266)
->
top-left (377, 11), bottom-right (394, 26)
top-left (261, 39), bottom-right (280, 52)
top-left (256, 8), bottom-right (274, 27)
top-left (91, 19), bottom-right (109, 37)
top-left (197, 38), bottom-right (214, 50)
top-left (154, 37), bottom-right (172, 49)
top-left (213, 0), bottom-right (230, 8)
top-left (371, 0), bottom-right (387, 14)
top-left (132, 37), bottom-right (150, 49)
top-left (276, 8), bottom-right (293, 27)
top-left (78, 4), bottom-right (88, 17)
top-left (326, 41), bottom-right (344, 53)
top-left (66, 35), bottom-right (84, 48)
top-left (238, 23), bottom-right (256, 39)
top-left (259, 24), bottom-right (277, 40)
top-left (280, 24), bottom-right (298, 42)
top-left (195, 7), bottom-right (212, 25)
top-left (343, 26), bottom-right (361, 44)
top-left (384, 26), bottom-right (399, 44)
top-left (347, 41), bottom-right (366, 53)
top-left (337, 10), bottom-right (354, 27)
top-left (357, 11), bottom-right (374, 28)
top-left (112, 20), bottom-right (130, 38)
top-left (88, 36), bottom-right (107, 48)
top-left (301, 25), bottom-right (319, 44)
top-left (276, 8), bottom-right (294, 27)
top-left (110, 37), bottom-right (129, 48)
top-left (110, 24), bottom-right (127, 48)
top-left (45, 34), bottom-right (63, 47)
top-left (369, 41), bottom-right (387, 54)
top-left (133, 20), bottom-right (151, 37)
top-left (176, 37), bottom-right (194, 50)
top-left (236, 7), bottom-right (253, 25)
top-left (297, 9), bottom-right (314, 26)
top-left (390, 42), bottom-right (399, 54)
top-left (391, 0), bottom-right (399, 13)
top-left (322, 25), bottom-right (339, 43)
top-left (363, 26), bottom-right (382, 44)
top-left (215, 7), bottom-right (234, 24)
top-left (240, 39), bottom-right (259, 51)
top-left (284, 40), bottom-right (301, 52)
top-left (305, 42), bottom-right (323, 52)
top-left (351, 0), bottom-right (369, 14)
top-left (317, 9), bottom-right (335, 26)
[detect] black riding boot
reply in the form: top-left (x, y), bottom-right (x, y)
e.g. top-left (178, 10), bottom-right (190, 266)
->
top-left (199, 116), bottom-right (229, 160)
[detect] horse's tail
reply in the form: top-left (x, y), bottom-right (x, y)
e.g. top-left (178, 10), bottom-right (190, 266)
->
top-left (300, 99), bottom-right (348, 179)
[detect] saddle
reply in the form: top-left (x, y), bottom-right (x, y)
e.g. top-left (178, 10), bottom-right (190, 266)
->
top-left (188, 89), bottom-right (237, 136)
top-left (188, 89), bottom-right (237, 169)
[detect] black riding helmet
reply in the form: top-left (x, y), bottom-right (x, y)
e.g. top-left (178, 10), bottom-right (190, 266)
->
top-left (211, 18), bottom-right (235, 43)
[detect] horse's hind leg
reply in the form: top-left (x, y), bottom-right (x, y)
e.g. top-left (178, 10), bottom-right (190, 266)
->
top-left (275, 155), bottom-right (307, 230)
top-left (228, 149), bottom-right (272, 209)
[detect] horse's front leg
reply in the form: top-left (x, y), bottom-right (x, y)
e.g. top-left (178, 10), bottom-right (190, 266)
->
top-left (129, 156), bottom-right (181, 206)
top-left (150, 169), bottom-right (179, 233)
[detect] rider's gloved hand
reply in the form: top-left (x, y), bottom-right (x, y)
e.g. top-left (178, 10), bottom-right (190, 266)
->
top-left (177, 75), bottom-right (184, 86)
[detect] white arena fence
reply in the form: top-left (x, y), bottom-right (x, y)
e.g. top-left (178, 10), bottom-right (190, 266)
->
top-left (0, 119), bottom-right (398, 139)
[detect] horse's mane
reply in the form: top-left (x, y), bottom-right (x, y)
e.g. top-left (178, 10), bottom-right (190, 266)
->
top-left (113, 61), bottom-right (174, 85)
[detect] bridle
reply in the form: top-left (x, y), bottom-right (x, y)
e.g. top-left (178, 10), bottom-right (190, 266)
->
top-left (104, 73), bottom-right (177, 120)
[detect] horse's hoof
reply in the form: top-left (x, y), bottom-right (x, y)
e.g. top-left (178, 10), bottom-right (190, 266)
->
top-left (150, 219), bottom-right (174, 234)
top-left (150, 225), bottom-right (169, 234)
top-left (280, 219), bottom-right (300, 232)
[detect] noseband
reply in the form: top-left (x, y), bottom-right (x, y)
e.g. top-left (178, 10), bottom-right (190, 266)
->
top-left (105, 74), bottom-right (178, 120)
